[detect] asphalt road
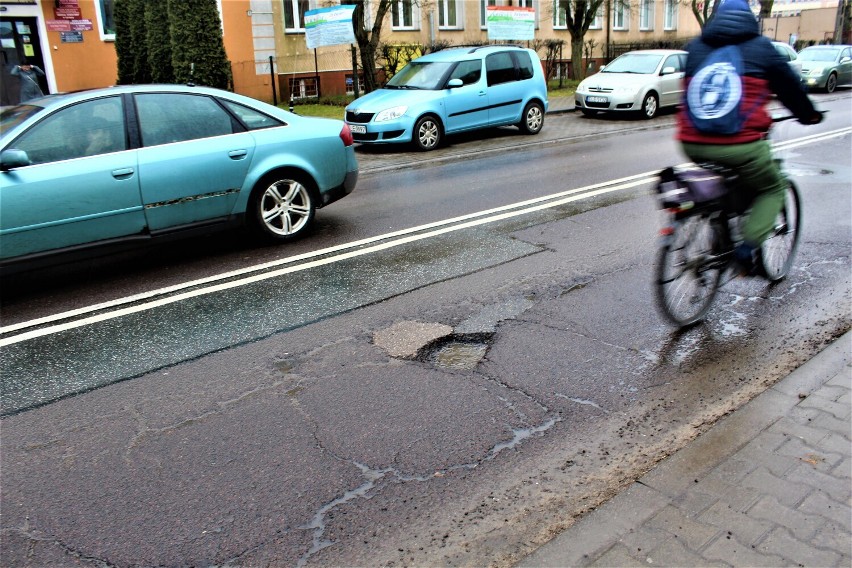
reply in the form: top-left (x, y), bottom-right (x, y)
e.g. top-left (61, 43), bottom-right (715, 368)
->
top-left (1, 95), bottom-right (850, 567)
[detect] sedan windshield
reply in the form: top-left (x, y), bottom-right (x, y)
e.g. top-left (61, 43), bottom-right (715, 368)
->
top-left (798, 48), bottom-right (840, 62)
top-left (0, 105), bottom-right (44, 136)
top-left (603, 54), bottom-right (664, 74)
top-left (386, 61), bottom-right (455, 90)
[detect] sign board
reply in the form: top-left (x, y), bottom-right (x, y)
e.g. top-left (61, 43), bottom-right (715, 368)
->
top-left (47, 20), bottom-right (73, 32)
top-left (486, 6), bottom-right (535, 41)
top-left (60, 31), bottom-right (83, 43)
top-left (304, 5), bottom-right (356, 49)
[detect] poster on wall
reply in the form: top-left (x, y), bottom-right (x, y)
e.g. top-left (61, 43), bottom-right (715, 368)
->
top-left (486, 6), bottom-right (535, 41)
top-left (304, 5), bottom-right (357, 49)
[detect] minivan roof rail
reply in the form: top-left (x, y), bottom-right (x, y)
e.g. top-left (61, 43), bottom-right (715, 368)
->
top-left (466, 44), bottom-right (524, 53)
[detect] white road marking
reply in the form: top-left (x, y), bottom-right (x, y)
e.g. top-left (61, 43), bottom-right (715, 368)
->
top-left (2, 127), bottom-right (849, 347)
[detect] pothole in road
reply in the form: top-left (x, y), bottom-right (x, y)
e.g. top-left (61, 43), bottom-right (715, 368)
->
top-left (420, 334), bottom-right (494, 370)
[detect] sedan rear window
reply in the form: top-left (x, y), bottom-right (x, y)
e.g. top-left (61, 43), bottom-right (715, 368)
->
top-left (220, 100), bottom-right (284, 130)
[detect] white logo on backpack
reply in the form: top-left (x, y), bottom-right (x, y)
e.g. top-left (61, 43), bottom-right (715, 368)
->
top-left (684, 45), bottom-right (763, 135)
top-left (687, 61), bottom-right (742, 120)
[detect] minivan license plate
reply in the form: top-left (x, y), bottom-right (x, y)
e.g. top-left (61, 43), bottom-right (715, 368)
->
top-left (349, 125), bottom-right (367, 134)
top-left (586, 96), bottom-right (608, 104)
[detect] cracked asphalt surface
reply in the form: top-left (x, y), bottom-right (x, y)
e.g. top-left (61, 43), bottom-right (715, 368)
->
top-left (1, 97), bottom-right (850, 567)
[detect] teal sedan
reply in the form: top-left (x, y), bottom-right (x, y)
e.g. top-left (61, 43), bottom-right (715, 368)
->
top-left (0, 85), bottom-right (358, 271)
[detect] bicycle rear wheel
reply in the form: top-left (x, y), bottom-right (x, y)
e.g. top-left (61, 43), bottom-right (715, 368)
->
top-left (760, 181), bottom-right (801, 282)
top-left (656, 214), bottom-right (724, 327)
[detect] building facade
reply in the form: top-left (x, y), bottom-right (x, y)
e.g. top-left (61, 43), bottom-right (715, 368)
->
top-left (1, 0), bottom-right (702, 107)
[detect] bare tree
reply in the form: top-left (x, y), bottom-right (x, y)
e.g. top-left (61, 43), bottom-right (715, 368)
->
top-left (686, 0), bottom-right (774, 29)
top-left (558, 0), bottom-right (608, 80)
top-left (348, 0), bottom-right (427, 92)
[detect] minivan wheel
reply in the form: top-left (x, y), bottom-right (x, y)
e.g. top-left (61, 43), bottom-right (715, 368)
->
top-left (518, 101), bottom-right (544, 134)
top-left (413, 115), bottom-right (442, 151)
top-left (825, 72), bottom-right (837, 93)
top-left (641, 92), bottom-right (659, 119)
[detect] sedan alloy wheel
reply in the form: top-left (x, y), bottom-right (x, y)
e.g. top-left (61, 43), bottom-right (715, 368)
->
top-left (254, 176), bottom-right (315, 239)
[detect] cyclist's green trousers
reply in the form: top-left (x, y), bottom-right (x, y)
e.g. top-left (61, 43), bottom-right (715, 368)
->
top-left (681, 140), bottom-right (786, 246)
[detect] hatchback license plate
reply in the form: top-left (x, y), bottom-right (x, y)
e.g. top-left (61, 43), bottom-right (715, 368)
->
top-left (586, 96), bottom-right (608, 104)
top-left (349, 124), bottom-right (367, 134)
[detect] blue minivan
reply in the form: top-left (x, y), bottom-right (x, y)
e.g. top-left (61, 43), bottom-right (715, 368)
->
top-left (345, 45), bottom-right (548, 151)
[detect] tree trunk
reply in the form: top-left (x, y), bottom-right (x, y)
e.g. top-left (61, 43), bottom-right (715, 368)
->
top-left (570, 36), bottom-right (585, 80)
top-left (352, 0), bottom-right (392, 93)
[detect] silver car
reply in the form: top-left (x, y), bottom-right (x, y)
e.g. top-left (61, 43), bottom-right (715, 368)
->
top-left (773, 41), bottom-right (802, 75)
top-left (575, 49), bottom-right (687, 119)
top-left (798, 44), bottom-right (852, 93)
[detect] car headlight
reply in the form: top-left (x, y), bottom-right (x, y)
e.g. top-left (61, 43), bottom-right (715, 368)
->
top-left (577, 81), bottom-right (588, 92)
top-left (808, 67), bottom-right (826, 76)
top-left (375, 106), bottom-right (407, 122)
top-left (615, 85), bottom-right (639, 95)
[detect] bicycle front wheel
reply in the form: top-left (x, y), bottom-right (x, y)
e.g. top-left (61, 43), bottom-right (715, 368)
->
top-left (760, 181), bottom-right (801, 282)
top-left (656, 215), bottom-right (724, 327)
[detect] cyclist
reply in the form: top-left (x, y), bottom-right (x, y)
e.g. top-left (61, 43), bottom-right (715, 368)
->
top-left (676, 0), bottom-right (822, 276)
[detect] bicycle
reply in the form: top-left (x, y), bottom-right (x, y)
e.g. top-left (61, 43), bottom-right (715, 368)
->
top-left (654, 116), bottom-right (803, 328)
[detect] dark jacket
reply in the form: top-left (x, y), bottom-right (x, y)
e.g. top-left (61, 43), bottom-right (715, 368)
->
top-left (677, 10), bottom-right (815, 144)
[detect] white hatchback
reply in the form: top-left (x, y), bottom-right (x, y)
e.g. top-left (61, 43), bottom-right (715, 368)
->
top-left (575, 49), bottom-right (687, 119)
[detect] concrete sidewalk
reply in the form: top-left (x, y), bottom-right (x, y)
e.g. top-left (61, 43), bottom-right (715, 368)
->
top-left (518, 331), bottom-right (852, 567)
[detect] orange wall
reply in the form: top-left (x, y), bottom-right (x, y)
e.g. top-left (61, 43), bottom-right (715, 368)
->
top-left (41, 0), bottom-right (118, 92)
top-left (221, 0), bottom-right (277, 103)
top-left (35, 0), bottom-right (272, 101)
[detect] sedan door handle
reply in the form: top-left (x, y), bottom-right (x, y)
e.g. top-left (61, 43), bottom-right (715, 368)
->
top-left (229, 150), bottom-right (248, 160)
top-left (111, 168), bottom-right (135, 179)
top-left (479, 91), bottom-right (486, 97)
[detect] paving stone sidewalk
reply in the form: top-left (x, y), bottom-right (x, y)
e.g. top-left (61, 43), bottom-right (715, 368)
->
top-left (518, 331), bottom-right (852, 568)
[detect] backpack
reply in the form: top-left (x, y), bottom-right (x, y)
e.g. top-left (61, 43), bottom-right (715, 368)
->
top-left (685, 45), bottom-right (761, 135)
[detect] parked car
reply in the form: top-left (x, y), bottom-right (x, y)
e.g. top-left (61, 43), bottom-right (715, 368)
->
top-left (344, 45), bottom-right (548, 151)
top-left (575, 49), bottom-right (687, 119)
top-left (772, 41), bottom-right (802, 75)
top-left (0, 85), bottom-right (358, 271)
top-left (798, 44), bottom-right (852, 93)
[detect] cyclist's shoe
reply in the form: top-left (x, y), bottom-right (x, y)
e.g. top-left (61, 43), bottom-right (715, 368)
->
top-left (733, 242), bottom-right (760, 277)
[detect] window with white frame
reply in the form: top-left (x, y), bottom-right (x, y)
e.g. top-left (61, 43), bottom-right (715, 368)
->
top-left (589, 4), bottom-right (603, 29)
top-left (553, 0), bottom-right (567, 29)
top-left (664, 0), bottom-right (677, 29)
top-left (481, 0), bottom-right (497, 28)
top-left (640, 0), bottom-right (654, 30)
top-left (95, 0), bottom-right (116, 40)
top-left (284, 0), bottom-right (312, 32)
top-left (289, 77), bottom-right (318, 98)
top-left (438, 0), bottom-right (462, 28)
top-left (613, 0), bottom-right (628, 30)
top-left (392, 0), bottom-right (418, 29)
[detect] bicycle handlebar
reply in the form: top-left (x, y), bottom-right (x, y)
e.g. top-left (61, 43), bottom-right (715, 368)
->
top-left (772, 110), bottom-right (827, 123)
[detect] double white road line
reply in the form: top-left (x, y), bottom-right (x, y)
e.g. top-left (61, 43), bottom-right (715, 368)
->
top-left (2, 126), bottom-right (849, 348)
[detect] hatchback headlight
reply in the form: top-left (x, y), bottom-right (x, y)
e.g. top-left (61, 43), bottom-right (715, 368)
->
top-left (375, 106), bottom-right (407, 122)
top-left (808, 66), bottom-right (826, 76)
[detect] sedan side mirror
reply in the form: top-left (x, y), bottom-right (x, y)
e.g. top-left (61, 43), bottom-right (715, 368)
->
top-left (0, 149), bottom-right (31, 171)
top-left (661, 66), bottom-right (678, 75)
top-left (446, 78), bottom-right (464, 89)
top-left (841, 56), bottom-right (851, 64)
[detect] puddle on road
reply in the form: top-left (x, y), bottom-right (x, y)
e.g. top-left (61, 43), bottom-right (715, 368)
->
top-left (421, 335), bottom-right (493, 370)
top-left (433, 341), bottom-right (489, 370)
